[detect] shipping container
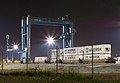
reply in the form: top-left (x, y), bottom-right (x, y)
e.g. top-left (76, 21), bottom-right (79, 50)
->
top-left (48, 44), bottom-right (111, 63)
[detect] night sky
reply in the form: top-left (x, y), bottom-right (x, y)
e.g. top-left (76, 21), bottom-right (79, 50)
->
top-left (0, 0), bottom-right (120, 59)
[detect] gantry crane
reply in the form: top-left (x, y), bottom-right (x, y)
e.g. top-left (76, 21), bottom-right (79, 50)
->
top-left (21, 15), bottom-right (73, 63)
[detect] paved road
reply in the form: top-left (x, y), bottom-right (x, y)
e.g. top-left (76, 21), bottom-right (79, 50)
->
top-left (1, 63), bottom-right (120, 73)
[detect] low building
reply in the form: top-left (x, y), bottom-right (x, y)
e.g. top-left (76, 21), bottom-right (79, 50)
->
top-left (48, 44), bottom-right (111, 63)
top-left (34, 57), bottom-right (47, 63)
top-left (48, 49), bottom-right (63, 62)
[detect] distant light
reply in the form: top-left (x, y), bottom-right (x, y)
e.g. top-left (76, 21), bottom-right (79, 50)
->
top-left (25, 48), bottom-right (27, 51)
top-left (13, 44), bottom-right (18, 50)
top-left (47, 37), bottom-right (54, 44)
top-left (21, 19), bottom-right (23, 27)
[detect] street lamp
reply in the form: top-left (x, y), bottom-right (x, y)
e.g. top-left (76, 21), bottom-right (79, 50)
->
top-left (47, 37), bottom-right (58, 73)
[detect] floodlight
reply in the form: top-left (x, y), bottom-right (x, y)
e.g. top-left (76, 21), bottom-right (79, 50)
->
top-left (13, 44), bottom-right (18, 50)
top-left (47, 37), bottom-right (54, 44)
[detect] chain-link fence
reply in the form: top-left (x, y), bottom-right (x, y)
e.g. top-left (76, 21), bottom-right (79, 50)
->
top-left (1, 62), bottom-right (120, 74)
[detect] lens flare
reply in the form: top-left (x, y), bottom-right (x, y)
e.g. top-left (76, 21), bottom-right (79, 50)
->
top-left (47, 37), bottom-right (54, 44)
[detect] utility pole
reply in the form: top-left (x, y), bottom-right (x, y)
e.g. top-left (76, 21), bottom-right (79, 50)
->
top-left (56, 46), bottom-right (58, 73)
top-left (0, 46), bottom-right (4, 74)
top-left (26, 49), bottom-right (28, 74)
top-left (92, 43), bottom-right (94, 79)
top-left (83, 50), bottom-right (84, 61)
top-left (1, 50), bottom-right (3, 73)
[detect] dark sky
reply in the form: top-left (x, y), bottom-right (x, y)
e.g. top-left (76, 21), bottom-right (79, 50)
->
top-left (0, 0), bottom-right (120, 59)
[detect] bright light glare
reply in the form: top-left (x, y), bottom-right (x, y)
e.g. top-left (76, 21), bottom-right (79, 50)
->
top-left (47, 37), bottom-right (54, 44)
top-left (13, 44), bottom-right (18, 49)
top-left (25, 48), bottom-right (27, 51)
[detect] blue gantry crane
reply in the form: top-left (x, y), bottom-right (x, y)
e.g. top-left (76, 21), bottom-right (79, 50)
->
top-left (21, 15), bottom-right (73, 63)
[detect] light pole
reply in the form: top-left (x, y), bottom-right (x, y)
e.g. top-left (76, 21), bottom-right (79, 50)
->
top-left (6, 34), bottom-right (10, 63)
top-left (12, 44), bottom-right (19, 63)
top-left (47, 37), bottom-right (58, 73)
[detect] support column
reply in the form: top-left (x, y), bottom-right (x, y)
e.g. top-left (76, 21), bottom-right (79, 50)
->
top-left (26, 15), bottom-right (31, 63)
top-left (70, 22), bottom-right (73, 47)
top-left (21, 17), bottom-right (27, 63)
